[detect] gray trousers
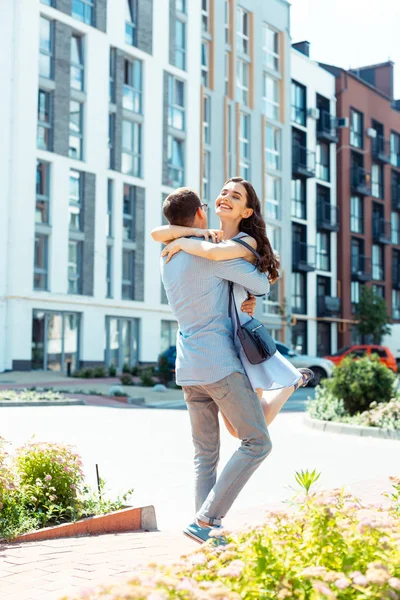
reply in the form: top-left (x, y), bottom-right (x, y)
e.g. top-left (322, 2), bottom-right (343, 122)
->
top-left (183, 371), bottom-right (272, 526)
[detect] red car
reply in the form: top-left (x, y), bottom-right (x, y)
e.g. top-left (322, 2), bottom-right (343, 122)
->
top-left (325, 345), bottom-right (398, 373)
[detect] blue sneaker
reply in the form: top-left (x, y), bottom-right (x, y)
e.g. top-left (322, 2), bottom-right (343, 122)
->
top-left (183, 522), bottom-right (225, 544)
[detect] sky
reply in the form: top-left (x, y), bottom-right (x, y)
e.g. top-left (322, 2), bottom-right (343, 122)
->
top-left (290, 0), bottom-right (400, 98)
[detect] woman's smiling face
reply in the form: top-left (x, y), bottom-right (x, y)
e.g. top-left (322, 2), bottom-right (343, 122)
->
top-left (215, 181), bottom-right (253, 220)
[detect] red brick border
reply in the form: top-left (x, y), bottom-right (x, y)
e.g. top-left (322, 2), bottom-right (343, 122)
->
top-left (8, 505), bottom-right (157, 543)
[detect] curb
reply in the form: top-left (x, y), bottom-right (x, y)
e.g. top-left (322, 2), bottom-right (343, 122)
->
top-left (0, 399), bottom-right (85, 407)
top-left (7, 505), bottom-right (157, 543)
top-left (304, 414), bottom-right (400, 440)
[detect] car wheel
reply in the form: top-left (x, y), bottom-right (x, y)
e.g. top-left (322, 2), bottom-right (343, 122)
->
top-left (308, 367), bottom-right (327, 387)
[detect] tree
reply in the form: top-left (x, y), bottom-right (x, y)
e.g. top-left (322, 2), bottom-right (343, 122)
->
top-left (354, 285), bottom-right (391, 344)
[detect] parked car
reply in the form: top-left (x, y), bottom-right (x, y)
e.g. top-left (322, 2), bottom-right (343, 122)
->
top-left (275, 342), bottom-right (334, 386)
top-left (324, 345), bottom-right (398, 373)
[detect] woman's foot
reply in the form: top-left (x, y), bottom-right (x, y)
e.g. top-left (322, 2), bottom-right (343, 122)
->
top-left (294, 368), bottom-right (314, 391)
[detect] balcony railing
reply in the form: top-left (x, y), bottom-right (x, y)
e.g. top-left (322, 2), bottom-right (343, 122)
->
top-left (292, 144), bottom-right (316, 178)
top-left (351, 255), bottom-right (372, 282)
top-left (393, 263), bottom-right (400, 290)
top-left (317, 296), bottom-right (341, 317)
top-left (392, 183), bottom-right (400, 210)
top-left (317, 110), bottom-right (338, 143)
top-left (372, 135), bottom-right (391, 164)
top-left (372, 220), bottom-right (392, 244)
top-left (292, 242), bottom-right (316, 272)
top-left (351, 167), bottom-right (371, 195)
top-left (317, 201), bottom-right (339, 232)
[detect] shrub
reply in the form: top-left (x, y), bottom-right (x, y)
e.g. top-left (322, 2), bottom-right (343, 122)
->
top-left (120, 374), bottom-right (134, 386)
top-left (93, 366), bottom-right (107, 378)
top-left (356, 398), bottom-right (400, 431)
top-left (122, 363), bottom-right (131, 374)
top-left (66, 478), bottom-right (400, 600)
top-left (108, 364), bottom-right (117, 377)
top-left (158, 355), bottom-right (172, 384)
top-left (130, 364), bottom-right (140, 376)
top-left (73, 368), bottom-right (95, 379)
top-left (14, 441), bottom-right (84, 524)
top-left (308, 379), bottom-right (348, 422)
top-left (330, 356), bottom-right (396, 416)
top-left (139, 369), bottom-right (154, 387)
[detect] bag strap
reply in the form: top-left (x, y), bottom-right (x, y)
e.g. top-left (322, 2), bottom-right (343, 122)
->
top-left (228, 282), bottom-right (245, 328)
top-left (233, 237), bottom-right (261, 267)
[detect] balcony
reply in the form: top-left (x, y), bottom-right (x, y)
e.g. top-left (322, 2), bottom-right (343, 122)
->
top-left (317, 110), bottom-right (338, 143)
top-left (351, 167), bottom-right (371, 195)
top-left (372, 135), bottom-right (391, 164)
top-left (317, 296), bottom-right (341, 317)
top-left (293, 242), bottom-right (316, 272)
top-left (317, 201), bottom-right (339, 232)
top-left (392, 183), bottom-right (400, 210)
top-left (351, 255), bottom-right (372, 282)
top-left (292, 144), bottom-right (316, 179)
top-left (393, 264), bottom-right (400, 290)
top-left (373, 220), bottom-right (392, 244)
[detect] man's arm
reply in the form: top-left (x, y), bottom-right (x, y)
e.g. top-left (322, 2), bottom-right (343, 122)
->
top-left (212, 258), bottom-right (270, 297)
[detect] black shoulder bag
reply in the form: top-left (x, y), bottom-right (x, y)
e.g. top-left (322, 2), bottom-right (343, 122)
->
top-left (229, 238), bottom-right (276, 365)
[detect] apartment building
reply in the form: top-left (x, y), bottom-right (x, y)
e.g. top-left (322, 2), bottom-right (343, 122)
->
top-left (200, 0), bottom-right (292, 343)
top-left (321, 61), bottom-right (400, 358)
top-left (0, 0), bottom-right (201, 372)
top-left (289, 43), bottom-right (339, 356)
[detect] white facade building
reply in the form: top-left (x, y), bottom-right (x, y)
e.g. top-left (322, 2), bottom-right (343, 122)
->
top-left (290, 44), bottom-right (339, 357)
top-left (0, 0), bottom-right (201, 372)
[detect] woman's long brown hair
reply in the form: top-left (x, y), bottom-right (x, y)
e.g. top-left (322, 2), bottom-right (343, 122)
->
top-left (225, 177), bottom-right (280, 283)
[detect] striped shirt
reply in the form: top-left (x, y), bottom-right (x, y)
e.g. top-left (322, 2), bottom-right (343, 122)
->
top-left (160, 251), bottom-right (270, 386)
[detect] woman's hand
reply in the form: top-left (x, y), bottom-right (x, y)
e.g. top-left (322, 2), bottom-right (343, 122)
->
top-left (241, 294), bottom-right (256, 317)
top-left (161, 238), bottom-right (185, 263)
top-left (192, 229), bottom-right (224, 243)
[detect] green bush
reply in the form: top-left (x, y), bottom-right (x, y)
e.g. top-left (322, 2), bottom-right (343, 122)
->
top-left (108, 364), bottom-right (117, 377)
top-left (73, 368), bottom-right (95, 379)
top-left (122, 363), bottom-right (131, 374)
top-left (158, 355), bottom-right (172, 384)
top-left (308, 380), bottom-right (348, 422)
top-left (120, 374), bottom-right (134, 386)
top-left (130, 364), bottom-right (140, 376)
top-left (139, 369), bottom-right (154, 387)
top-left (93, 366), bottom-right (107, 378)
top-left (330, 356), bottom-right (396, 416)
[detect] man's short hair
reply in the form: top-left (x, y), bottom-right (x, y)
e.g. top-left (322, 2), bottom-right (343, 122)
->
top-left (163, 187), bottom-right (201, 226)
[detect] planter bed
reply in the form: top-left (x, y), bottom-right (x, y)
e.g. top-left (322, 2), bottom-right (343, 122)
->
top-left (304, 413), bottom-right (400, 440)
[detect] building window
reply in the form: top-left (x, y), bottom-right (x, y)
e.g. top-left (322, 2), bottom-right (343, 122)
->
top-left (34, 234), bottom-right (48, 291)
top-left (168, 75), bottom-right (185, 131)
top-left (316, 142), bottom-right (330, 181)
top-left (69, 170), bottom-right (82, 231)
top-left (201, 0), bottom-right (209, 32)
top-left (69, 100), bottom-right (83, 160)
top-left (123, 184), bottom-right (135, 241)
top-left (266, 223), bottom-right (281, 253)
top-left (291, 179), bottom-right (306, 219)
top-left (392, 211), bottom-right (400, 244)
top-left (175, 18), bottom-right (186, 71)
top-left (236, 60), bottom-right (249, 106)
top-left (106, 179), bottom-right (113, 237)
top-left (372, 244), bottom-right (384, 281)
top-left (316, 232), bottom-right (331, 271)
top-left (123, 58), bottom-right (142, 113)
top-left (39, 17), bottom-right (53, 79)
top-left (372, 284), bottom-right (385, 299)
top-left (125, 0), bottom-right (137, 45)
top-left (263, 24), bottom-right (279, 72)
top-left (71, 35), bottom-right (84, 91)
top-left (291, 80), bottom-right (306, 126)
top-left (224, 51), bottom-right (230, 96)
top-left (72, 0), bottom-right (94, 25)
top-left (350, 196), bottom-right (363, 234)
top-left (265, 125), bottom-right (280, 171)
top-left (393, 290), bottom-right (400, 320)
top-left (37, 89), bottom-right (52, 150)
top-left (161, 320), bottom-right (178, 353)
top-left (262, 282), bottom-right (280, 316)
top-left (266, 176), bottom-right (280, 220)
top-left (122, 249), bottom-right (135, 300)
top-left (36, 161), bottom-right (50, 224)
top-left (236, 7), bottom-right (249, 56)
top-left (351, 238), bottom-right (364, 275)
top-left (391, 131), bottom-right (400, 167)
top-left (291, 320), bottom-right (307, 354)
top-left (371, 163), bottom-right (384, 198)
top-left (351, 280), bottom-right (360, 313)
top-left (239, 112), bottom-right (250, 179)
top-left (122, 120), bottom-right (141, 177)
top-left (292, 272), bottom-right (306, 314)
top-left (224, 0), bottom-right (230, 44)
top-left (108, 113), bottom-right (115, 169)
top-left (263, 74), bottom-right (279, 121)
top-left (203, 94), bottom-right (211, 144)
top-left (68, 240), bottom-right (82, 294)
top-left (109, 47), bottom-right (116, 102)
top-left (350, 108), bottom-right (363, 149)
top-left (32, 310), bottom-right (80, 371)
top-left (201, 41), bottom-right (209, 87)
top-left (105, 317), bottom-right (139, 369)
top-left (106, 246), bottom-right (113, 298)
top-left (202, 150), bottom-right (210, 202)
top-left (167, 135), bottom-right (185, 187)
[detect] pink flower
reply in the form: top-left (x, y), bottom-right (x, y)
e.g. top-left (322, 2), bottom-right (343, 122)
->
top-left (49, 495), bottom-right (56, 501)
top-left (334, 578), bottom-right (350, 590)
top-left (218, 560), bottom-right (245, 578)
top-left (389, 578), bottom-right (400, 591)
top-left (45, 474), bottom-right (52, 482)
top-left (176, 578), bottom-right (196, 592)
top-left (64, 466), bottom-right (72, 473)
top-left (312, 581), bottom-right (335, 597)
top-left (190, 553), bottom-right (207, 565)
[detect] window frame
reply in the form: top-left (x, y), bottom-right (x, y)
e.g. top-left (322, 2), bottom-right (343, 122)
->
top-left (122, 120), bottom-right (142, 177)
top-left (372, 244), bottom-right (384, 281)
top-left (391, 211), bottom-right (400, 245)
top-left (316, 231), bottom-right (331, 272)
top-left (236, 6), bottom-right (249, 56)
top-left (122, 248), bottom-right (135, 300)
top-left (371, 163), bottom-right (384, 199)
top-left (236, 59), bottom-right (249, 106)
top-left (123, 57), bottom-right (143, 114)
top-left (69, 99), bottom-right (84, 160)
top-left (37, 89), bottom-right (52, 151)
top-left (316, 142), bottom-right (330, 182)
top-left (265, 124), bottom-right (281, 171)
top-left (68, 170), bottom-right (83, 232)
top-left (350, 195), bottom-right (364, 234)
top-left (168, 74), bottom-right (185, 131)
top-left (392, 289), bottom-right (400, 320)
top-left (167, 134), bottom-right (185, 187)
top-left (106, 179), bottom-right (113, 238)
top-left (201, 0), bottom-right (210, 33)
top-left (201, 40), bottom-right (209, 87)
top-left (291, 80), bottom-right (306, 126)
top-left (123, 184), bottom-right (136, 242)
top-left (203, 94), bottom-right (211, 145)
top-left (68, 239), bottom-right (83, 295)
top-left (390, 131), bottom-right (400, 168)
top-left (292, 272), bottom-right (306, 314)
top-left (239, 112), bottom-right (251, 180)
top-left (36, 160), bottom-right (51, 225)
top-left (34, 233), bottom-right (49, 291)
top-left (291, 178), bottom-right (306, 220)
top-left (265, 175), bottom-right (281, 221)
top-left (263, 73), bottom-right (280, 121)
top-left (175, 16), bottom-right (187, 71)
top-left (70, 34), bottom-right (84, 91)
top-left (72, 0), bottom-right (95, 26)
top-left (350, 108), bottom-right (364, 149)
top-left (125, 0), bottom-right (138, 46)
top-left (262, 24), bottom-right (279, 72)
top-left (39, 16), bottom-right (54, 80)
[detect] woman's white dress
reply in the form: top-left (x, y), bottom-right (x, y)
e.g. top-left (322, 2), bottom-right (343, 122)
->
top-left (232, 235), bottom-right (301, 392)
